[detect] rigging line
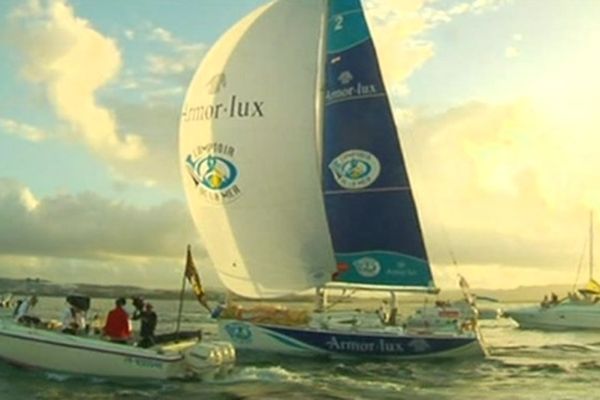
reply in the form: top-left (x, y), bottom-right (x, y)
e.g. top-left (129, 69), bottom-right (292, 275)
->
top-left (572, 231), bottom-right (588, 292)
top-left (399, 122), bottom-right (461, 282)
top-left (325, 289), bottom-right (357, 310)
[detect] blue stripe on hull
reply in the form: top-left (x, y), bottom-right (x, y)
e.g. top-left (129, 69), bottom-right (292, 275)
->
top-left (222, 320), bottom-right (482, 359)
top-left (260, 325), bottom-right (478, 357)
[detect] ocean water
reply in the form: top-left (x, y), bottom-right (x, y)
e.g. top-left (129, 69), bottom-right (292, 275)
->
top-left (1, 297), bottom-right (598, 399)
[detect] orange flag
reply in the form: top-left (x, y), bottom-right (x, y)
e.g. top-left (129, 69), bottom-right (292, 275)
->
top-left (185, 245), bottom-right (212, 313)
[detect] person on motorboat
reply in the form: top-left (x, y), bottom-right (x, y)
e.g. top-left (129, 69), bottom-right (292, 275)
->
top-left (61, 302), bottom-right (86, 335)
top-left (211, 302), bottom-right (226, 319)
top-left (102, 297), bottom-right (132, 344)
top-left (0, 293), bottom-right (12, 308)
top-left (133, 302), bottom-right (158, 348)
top-left (14, 295), bottom-right (41, 326)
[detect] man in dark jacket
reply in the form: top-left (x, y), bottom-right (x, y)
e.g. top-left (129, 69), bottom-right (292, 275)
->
top-left (133, 302), bottom-right (157, 348)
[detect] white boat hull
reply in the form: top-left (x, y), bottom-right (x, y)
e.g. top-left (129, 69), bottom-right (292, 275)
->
top-left (0, 320), bottom-right (235, 379)
top-left (218, 319), bottom-right (485, 360)
top-left (406, 301), bottom-right (499, 332)
top-left (506, 303), bottom-right (600, 330)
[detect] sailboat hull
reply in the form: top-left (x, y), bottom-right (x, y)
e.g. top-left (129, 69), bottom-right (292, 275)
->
top-left (218, 319), bottom-right (485, 360)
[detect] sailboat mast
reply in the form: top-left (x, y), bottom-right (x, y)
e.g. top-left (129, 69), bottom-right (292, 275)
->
top-left (590, 210), bottom-right (594, 280)
top-left (315, 0), bottom-right (328, 173)
top-left (315, 0), bottom-right (333, 299)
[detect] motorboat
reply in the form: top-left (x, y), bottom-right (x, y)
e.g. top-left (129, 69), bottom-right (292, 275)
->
top-left (505, 295), bottom-right (600, 330)
top-left (507, 212), bottom-right (600, 330)
top-left (0, 318), bottom-right (234, 379)
top-left (0, 253), bottom-right (236, 379)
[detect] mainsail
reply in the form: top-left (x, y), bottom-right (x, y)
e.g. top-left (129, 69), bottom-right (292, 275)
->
top-left (179, 1), bottom-right (336, 298)
top-left (321, 0), bottom-right (435, 290)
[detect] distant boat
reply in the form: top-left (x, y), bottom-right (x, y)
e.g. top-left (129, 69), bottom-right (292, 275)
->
top-left (407, 295), bottom-right (500, 332)
top-left (180, 0), bottom-right (485, 359)
top-left (0, 252), bottom-right (235, 379)
top-left (506, 211), bottom-right (600, 330)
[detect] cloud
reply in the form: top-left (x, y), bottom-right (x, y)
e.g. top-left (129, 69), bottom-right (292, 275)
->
top-left (0, 178), bottom-right (219, 288)
top-left (366, 0), bottom-right (435, 96)
top-left (504, 33), bottom-right (522, 58)
top-left (0, 117), bottom-right (47, 142)
top-left (426, 0), bottom-right (512, 20)
top-left (147, 54), bottom-right (186, 75)
top-left (365, 0), bottom-right (512, 98)
top-left (120, 24), bottom-right (206, 84)
top-left (4, 0), bottom-right (207, 190)
top-left (6, 0), bottom-right (146, 161)
top-left (0, 254), bottom-right (211, 290)
top-left (149, 27), bottom-right (175, 44)
top-left (399, 99), bottom-right (597, 288)
top-left (447, 3), bottom-right (470, 16)
top-left (0, 178), bottom-right (201, 260)
top-left (505, 46), bottom-right (519, 58)
top-left (145, 39), bottom-right (206, 83)
top-left (102, 100), bottom-right (182, 189)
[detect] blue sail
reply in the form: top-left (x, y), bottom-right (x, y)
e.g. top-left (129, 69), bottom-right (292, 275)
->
top-left (322, 0), bottom-right (434, 289)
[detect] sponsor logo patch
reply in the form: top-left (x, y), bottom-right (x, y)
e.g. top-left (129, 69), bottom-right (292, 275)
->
top-left (186, 142), bottom-right (241, 204)
top-left (224, 322), bottom-right (252, 343)
top-left (329, 149), bottom-right (380, 189)
top-left (353, 257), bottom-right (381, 278)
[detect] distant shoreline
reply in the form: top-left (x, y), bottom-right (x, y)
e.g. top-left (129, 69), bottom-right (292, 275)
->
top-left (0, 277), bottom-right (575, 303)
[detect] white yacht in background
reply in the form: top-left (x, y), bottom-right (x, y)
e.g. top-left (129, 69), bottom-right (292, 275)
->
top-left (507, 212), bottom-right (600, 330)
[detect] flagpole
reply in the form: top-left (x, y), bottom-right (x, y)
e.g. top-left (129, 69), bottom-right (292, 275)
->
top-left (175, 245), bottom-right (190, 335)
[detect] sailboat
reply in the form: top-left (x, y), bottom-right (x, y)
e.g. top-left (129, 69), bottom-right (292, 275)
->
top-left (506, 212), bottom-right (600, 330)
top-left (180, 0), bottom-right (485, 358)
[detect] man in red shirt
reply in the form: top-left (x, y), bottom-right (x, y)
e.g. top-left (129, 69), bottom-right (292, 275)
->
top-left (103, 297), bottom-right (132, 344)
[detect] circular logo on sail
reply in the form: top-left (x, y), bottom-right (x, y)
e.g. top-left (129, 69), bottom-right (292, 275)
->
top-left (329, 150), bottom-right (380, 189)
top-left (185, 142), bottom-right (241, 204)
top-left (353, 257), bottom-right (381, 278)
top-left (195, 155), bottom-right (237, 190)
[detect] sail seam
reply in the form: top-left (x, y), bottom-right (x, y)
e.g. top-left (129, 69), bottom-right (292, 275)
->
top-left (336, 249), bottom-right (426, 262)
top-left (328, 9), bottom-right (362, 19)
top-left (325, 92), bottom-right (386, 106)
top-left (327, 37), bottom-right (371, 54)
top-left (324, 186), bottom-right (411, 195)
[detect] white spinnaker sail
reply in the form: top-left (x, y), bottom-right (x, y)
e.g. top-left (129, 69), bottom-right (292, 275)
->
top-left (179, 0), bottom-right (335, 299)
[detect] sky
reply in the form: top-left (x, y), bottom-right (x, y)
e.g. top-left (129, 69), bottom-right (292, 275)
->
top-left (1, 0), bottom-right (600, 291)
